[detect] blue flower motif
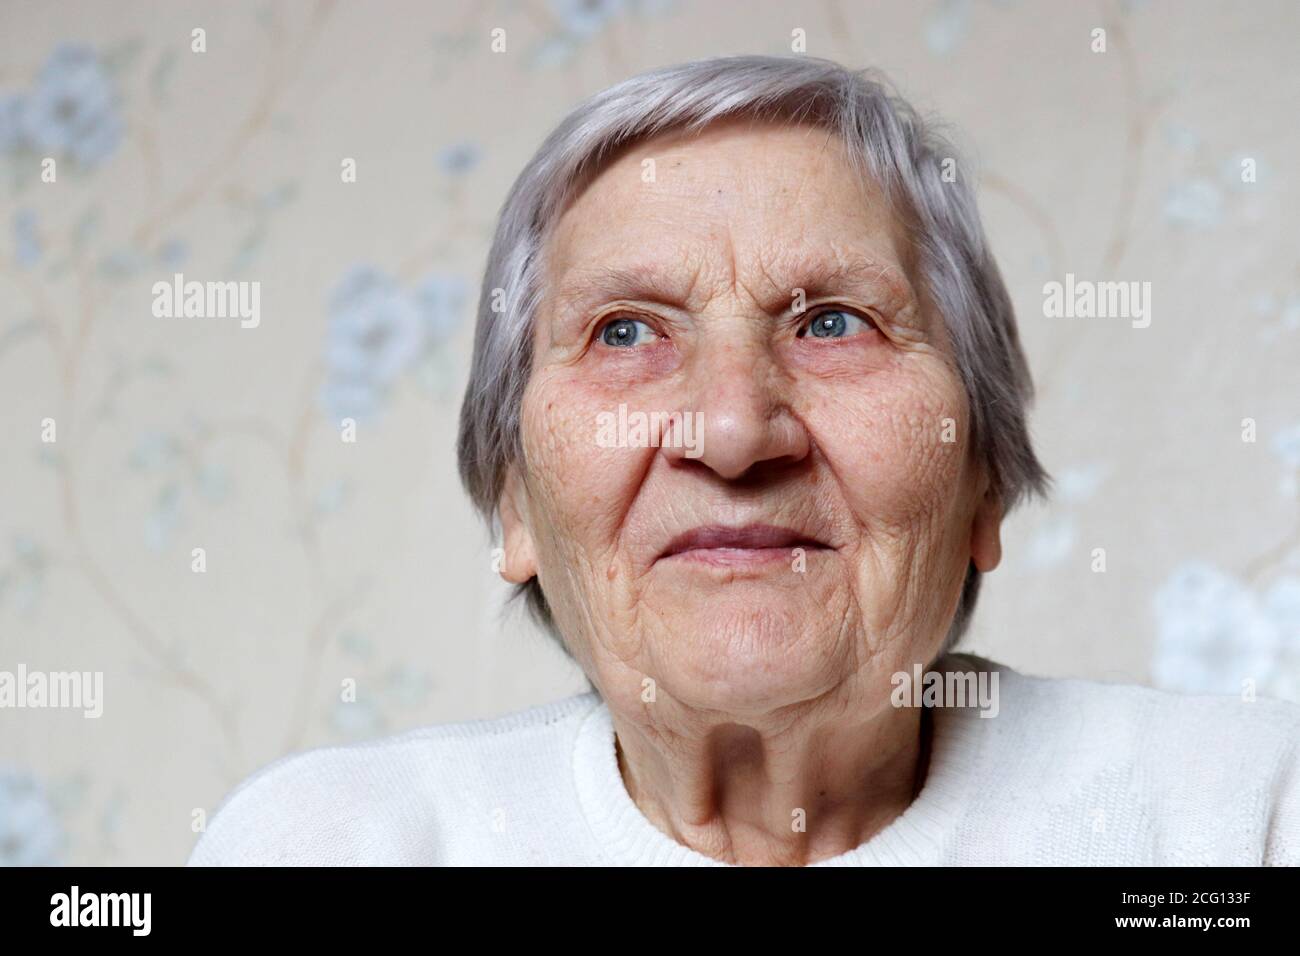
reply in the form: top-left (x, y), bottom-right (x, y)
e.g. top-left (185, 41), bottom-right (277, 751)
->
top-left (1162, 123), bottom-right (1199, 153)
top-left (0, 767), bottom-right (65, 866)
top-left (321, 266), bottom-right (467, 421)
top-left (1151, 562), bottom-right (1288, 698)
top-left (326, 266), bottom-right (426, 384)
top-left (157, 237), bottom-right (189, 269)
top-left (128, 431), bottom-right (180, 471)
top-left (1271, 423), bottom-right (1300, 471)
top-left (18, 43), bottom-right (122, 168)
top-left (549, 0), bottom-right (628, 38)
top-left (437, 141), bottom-right (481, 176)
top-left (925, 0), bottom-right (972, 55)
top-left (413, 273), bottom-right (468, 345)
top-left (320, 376), bottom-right (386, 424)
top-left (0, 93), bottom-right (24, 153)
top-left (1161, 179), bottom-right (1224, 228)
top-left (1024, 516), bottom-right (1076, 571)
top-left (13, 209), bottom-right (40, 268)
top-left (331, 696), bottom-right (383, 739)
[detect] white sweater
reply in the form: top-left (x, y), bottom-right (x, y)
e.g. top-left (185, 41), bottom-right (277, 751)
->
top-left (187, 653), bottom-right (1300, 866)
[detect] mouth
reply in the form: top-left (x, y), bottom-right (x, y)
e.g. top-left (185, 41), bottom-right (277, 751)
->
top-left (656, 523), bottom-right (833, 569)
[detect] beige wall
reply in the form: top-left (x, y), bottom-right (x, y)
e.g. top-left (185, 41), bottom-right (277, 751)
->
top-left (0, 0), bottom-right (1297, 865)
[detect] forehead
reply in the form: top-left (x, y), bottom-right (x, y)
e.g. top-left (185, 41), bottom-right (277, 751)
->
top-left (541, 119), bottom-right (915, 305)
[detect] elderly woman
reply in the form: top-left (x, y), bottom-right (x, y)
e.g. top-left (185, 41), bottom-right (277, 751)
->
top-left (190, 56), bottom-right (1299, 866)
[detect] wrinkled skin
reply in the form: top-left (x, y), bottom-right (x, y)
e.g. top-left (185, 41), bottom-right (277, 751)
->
top-left (497, 119), bottom-right (1003, 865)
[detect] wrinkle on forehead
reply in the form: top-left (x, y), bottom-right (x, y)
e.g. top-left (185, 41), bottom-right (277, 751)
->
top-left (538, 119), bottom-right (929, 333)
top-left (550, 244), bottom-right (918, 321)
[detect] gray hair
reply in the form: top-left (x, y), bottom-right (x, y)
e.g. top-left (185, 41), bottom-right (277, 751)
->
top-left (457, 55), bottom-right (1050, 656)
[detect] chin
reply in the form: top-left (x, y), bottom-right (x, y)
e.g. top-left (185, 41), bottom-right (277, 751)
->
top-left (656, 600), bottom-right (851, 714)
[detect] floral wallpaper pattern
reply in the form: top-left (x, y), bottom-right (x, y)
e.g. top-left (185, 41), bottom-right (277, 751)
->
top-left (0, 0), bottom-right (1296, 864)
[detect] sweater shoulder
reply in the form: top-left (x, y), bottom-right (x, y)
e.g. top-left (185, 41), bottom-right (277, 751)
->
top-left (949, 653), bottom-right (1300, 864)
top-left (983, 655), bottom-right (1300, 754)
top-left (187, 691), bottom-right (601, 866)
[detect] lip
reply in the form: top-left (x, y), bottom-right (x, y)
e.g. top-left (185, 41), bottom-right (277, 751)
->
top-left (656, 523), bottom-right (832, 568)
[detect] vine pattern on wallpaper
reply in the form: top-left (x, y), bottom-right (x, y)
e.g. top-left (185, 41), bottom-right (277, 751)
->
top-left (0, 10), bottom-right (472, 863)
top-left (1, 0), bottom-right (1298, 865)
top-left (948, 6), bottom-right (1300, 703)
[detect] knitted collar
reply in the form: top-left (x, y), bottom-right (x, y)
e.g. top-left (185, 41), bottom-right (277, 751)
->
top-left (572, 654), bottom-right (1001, 866)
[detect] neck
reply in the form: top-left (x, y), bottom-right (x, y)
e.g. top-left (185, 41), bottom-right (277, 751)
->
top-left (611, 696), bottom-right (932, 866)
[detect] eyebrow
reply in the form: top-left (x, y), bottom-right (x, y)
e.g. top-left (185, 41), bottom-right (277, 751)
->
top-left (549, 251), bottom-right (915, 319)
top-left (761, 251), bottom-right (916, 314)
top-left (549, 263), bottom-right (699, 315)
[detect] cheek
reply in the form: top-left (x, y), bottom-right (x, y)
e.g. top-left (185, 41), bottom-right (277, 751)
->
top-left (519, 371), bottom-right (646, 563)
top-left (809, 364), bottom-right (970, 531)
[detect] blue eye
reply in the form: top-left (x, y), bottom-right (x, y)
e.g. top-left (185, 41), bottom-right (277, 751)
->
top-left (800, 309), bottom-right (873, 339)
top-left (600, 317), bottom-right (660, 347)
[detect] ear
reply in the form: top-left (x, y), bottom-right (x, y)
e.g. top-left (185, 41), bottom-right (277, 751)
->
top-left (970, 482), bottom-right (1003, 574)
top-left (497, 465), bottom-right (539, 585)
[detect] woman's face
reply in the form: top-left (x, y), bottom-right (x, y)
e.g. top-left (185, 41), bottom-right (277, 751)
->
top-left (500, 119), bottom-right (1002, 715)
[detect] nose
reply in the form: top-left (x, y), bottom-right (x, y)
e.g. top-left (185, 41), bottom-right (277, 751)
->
top-left (662, 326), bottom-right (811, 481)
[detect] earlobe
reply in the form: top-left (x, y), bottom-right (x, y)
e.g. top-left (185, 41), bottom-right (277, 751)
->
top-left (497, 467), bottom-right (539, 585)
top-left (971, 487), bottom-right (1003, 574)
